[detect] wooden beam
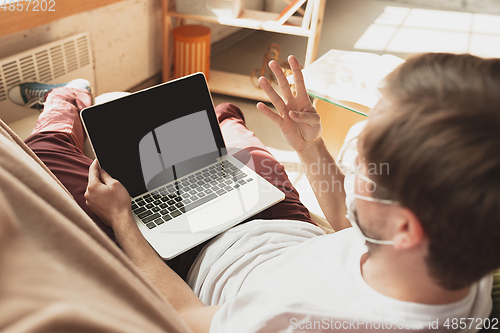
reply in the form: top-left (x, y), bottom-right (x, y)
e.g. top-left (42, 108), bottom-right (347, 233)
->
top-left (282, 0), bottom-right (305, 16)
top-left (0, 0), bottom-right (124, 37)
top-left (162, 0), bottom-right (172, 82)
top-left (304, 0), bottom-right (325, 65)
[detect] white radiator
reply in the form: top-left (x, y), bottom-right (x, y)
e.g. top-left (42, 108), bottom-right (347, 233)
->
top-left (0, 32), bottom-right (95, 124)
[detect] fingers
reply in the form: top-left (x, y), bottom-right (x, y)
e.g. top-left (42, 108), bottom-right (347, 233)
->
top-left (268, 55), bottom-right (310, 111)
top-left (258, 76), bottom-right (287, 116)
top-left (88, 159), bottom-right (101, 186)
top-left (268, 60), bottom-right (294, 103)
top-left (288, 55), bottom-right (308, 101)
top-left (289, 110), bottom-right (321, 126)
top-left (257, 102), bottom-right (283, 127)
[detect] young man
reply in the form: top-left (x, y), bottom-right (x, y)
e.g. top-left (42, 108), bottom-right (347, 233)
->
top-left (18, 53), bottom-right (500, 332)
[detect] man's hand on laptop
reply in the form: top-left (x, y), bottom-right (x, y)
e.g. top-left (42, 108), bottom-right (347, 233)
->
top-left (85, 159), bottom-right (219, 333)
top-left (85, 159), bottom-right (133, 229)
top-left (257, 55), bottom-right (322, 153)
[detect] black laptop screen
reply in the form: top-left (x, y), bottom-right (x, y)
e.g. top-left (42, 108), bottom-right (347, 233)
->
top-left (80, 73), bottom-right (226, 198)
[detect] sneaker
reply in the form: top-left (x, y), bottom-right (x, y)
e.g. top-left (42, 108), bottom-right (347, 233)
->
top-left (7, 79), bottom-right (91, 109)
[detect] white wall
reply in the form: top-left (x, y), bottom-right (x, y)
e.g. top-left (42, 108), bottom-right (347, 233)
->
top-left (0, 0), bottom-right (164, 95)
top-left (0, 0), bottom-right (263, 95)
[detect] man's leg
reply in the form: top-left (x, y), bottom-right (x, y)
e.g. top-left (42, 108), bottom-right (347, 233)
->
top-left (24, 87), bottom-right (115, 240)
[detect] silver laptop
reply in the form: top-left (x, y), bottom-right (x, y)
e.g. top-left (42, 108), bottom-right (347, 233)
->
top-left (80, 73), bottom-right (284, 259)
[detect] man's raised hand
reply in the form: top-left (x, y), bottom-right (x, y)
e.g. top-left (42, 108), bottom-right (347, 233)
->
top-left (257, 55), bottom-right (322, 153)
top-left (85, 159), bottom-right (133, 229)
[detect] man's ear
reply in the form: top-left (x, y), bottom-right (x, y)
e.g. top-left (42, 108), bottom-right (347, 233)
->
top-left (392, 208), bottom-right (426, 250)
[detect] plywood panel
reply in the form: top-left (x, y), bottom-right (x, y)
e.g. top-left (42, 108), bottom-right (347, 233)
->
top-left (314, 98), bottom-right (369, 158)
top-left (0, 0), bottom-right (124, 37)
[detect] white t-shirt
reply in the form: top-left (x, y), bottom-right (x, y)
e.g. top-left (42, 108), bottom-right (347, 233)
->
top-left (187, 220), bottom-right (493, 333)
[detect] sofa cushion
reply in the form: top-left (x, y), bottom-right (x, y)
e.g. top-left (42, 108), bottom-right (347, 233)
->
top-left (0, 118), bottom-right (190, 332)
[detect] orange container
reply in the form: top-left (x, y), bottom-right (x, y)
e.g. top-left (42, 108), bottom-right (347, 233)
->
top-left (173, 25), bottom-right (211, 80)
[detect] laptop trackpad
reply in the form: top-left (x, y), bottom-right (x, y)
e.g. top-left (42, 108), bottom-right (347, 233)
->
top-left (187, 197), bottom-right (244, 233)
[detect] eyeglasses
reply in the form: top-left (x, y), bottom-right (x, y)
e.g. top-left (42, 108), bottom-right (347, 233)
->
top-left (338, 135), bottom-right (399, 206)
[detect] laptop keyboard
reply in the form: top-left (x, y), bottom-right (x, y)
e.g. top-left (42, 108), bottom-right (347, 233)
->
top-left (131, 160), bottom-right (253, 230)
